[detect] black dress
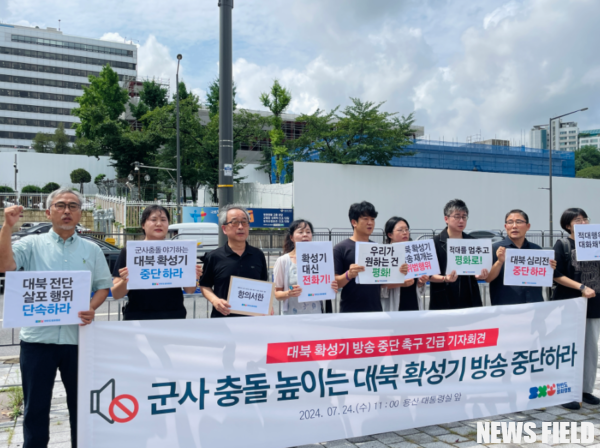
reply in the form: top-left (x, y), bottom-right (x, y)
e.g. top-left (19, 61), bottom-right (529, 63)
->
top-left (400, 282), bottom-right (420, 311)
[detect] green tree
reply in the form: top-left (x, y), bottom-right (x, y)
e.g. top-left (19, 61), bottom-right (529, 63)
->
top-left (21, 185), bottom-right (42, 193)
top-left (53, 123), bottom-right (71, 154)
top-left (575, 145), bottom-right (600, 171)
top-left (0, 186), bottom-right (14, 193)
top-left (259, 80), bottom-right (292, 183)
top-left (32, 132), bottom-right (54, 153)
top-left (205, 78), bottom-right (237, 117)
top-left (290, 98), bottom-right (415, 167)
top-left (576, 165), bottom-right (600, 179)
top-left (70, 168), bottom-right (91, 193)
top-left (42, 182), bottom-right (60, 193)
top-left (94, 174), bottom-right (106, 186)
top-left (129, 80), bottom-right (169, 121)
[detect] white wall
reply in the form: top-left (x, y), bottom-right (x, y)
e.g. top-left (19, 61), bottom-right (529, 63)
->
top-left (0, 152), bottom-right (117, 194)
top-left (293, 162), bottom-right (600, 231)
top-left (237, 163), bottom-right (271, 184)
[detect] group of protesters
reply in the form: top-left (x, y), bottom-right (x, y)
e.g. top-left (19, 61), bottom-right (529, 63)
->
top-left (0, 187), bottom-right (598, 447)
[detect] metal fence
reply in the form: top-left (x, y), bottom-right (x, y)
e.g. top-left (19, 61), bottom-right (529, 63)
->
top-left (0, 193), bottom-right (97, 210)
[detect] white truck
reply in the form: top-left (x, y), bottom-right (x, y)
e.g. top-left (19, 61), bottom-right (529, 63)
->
top-left (168, 223), bottom-right (219, 259)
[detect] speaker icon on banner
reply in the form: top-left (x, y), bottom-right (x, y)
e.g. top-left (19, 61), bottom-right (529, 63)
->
top-left (90, 379), bottom-right (139, 424)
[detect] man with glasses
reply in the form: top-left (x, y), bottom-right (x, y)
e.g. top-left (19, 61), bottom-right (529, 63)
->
top-left (200, 204), bottom-right (268, 318)
top-left (485, 209), bottom-right (557, 305)
top-left (0, 187), bottom-right (112, 448)
top-left (429, 199), bottom-right (488, 309)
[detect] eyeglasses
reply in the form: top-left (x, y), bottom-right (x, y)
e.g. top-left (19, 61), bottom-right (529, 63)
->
top-left (505, 220), bottom-right (527, 226)
top-left (574, 218), bottom-right (590, 224)
top-left (395, 228), bottom-right (410, 233)
top-left (225, 220), bottom-right (249, 227)
top-left (52, 202), bottom-right (81, 211)
top-left (449, 215), bottom-right (468, 221)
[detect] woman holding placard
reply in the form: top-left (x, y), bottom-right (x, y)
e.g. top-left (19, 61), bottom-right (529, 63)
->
top-left (111, 205), bottom-right (202, 320)
top-left (274, 219), bottom-right (338, 315)
top-left (552, 208), bottom-right (600, 410)
top-left (381, 217), bottom-right (430, 311)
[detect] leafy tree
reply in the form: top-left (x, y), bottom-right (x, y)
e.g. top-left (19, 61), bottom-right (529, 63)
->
top-left (259, 80), bottom-right (292, 183)
top-left (53, 123), bottom-right (71, 154)
top-left (70, 168), bottom-right (91, 193)
top-left (94, 174), bottom-right (106, 186)
top-left (42, 182), bottom-right (60, 193)
top-left (129, 80), bottom-right (169, 121)
top-left (0, 186), bottom-right (14, 193)
top-left (22, 185), bottom-right (42, 193)
top-left (576, 165), bottom-right (600, 179)
top-left (290, 98), bottom-right (415, 168)
top-left (32, 132), bottom-right (54, 153)
top-left (205, 78), bottom-right (237, 117)
top-left (575, 145), bottom-right (600, 172)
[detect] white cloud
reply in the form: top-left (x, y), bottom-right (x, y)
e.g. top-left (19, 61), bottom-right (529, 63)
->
top-left (483, 1), bottom-right (520, 29)
top-left (137, 35), bottom-right (180, 98)
top-left (99, 32), bottom-right (127, 44)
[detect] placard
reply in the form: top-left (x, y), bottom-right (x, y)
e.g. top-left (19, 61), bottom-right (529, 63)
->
top-left (3, 270), bottom-right (91, 328)
top-left (356, 242), bottom-right (406, 284)
top-left (574, 224), bottom-right (600, 261)
top-left (227, 276), bottom-right (275, 316)
top-left (402, 239), bottom-right (441, 279)
top-left (446, 239), bottom-right (493, 276)
top-left (126, 240), bottom-right (196, 290)
top-left (503, 249), bottom-right (554, 287)
top-left (295, 241), bottom-right (336, 302)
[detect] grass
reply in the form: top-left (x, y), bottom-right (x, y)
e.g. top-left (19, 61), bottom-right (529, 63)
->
top-left (5, 386), bottom-right (23, 420)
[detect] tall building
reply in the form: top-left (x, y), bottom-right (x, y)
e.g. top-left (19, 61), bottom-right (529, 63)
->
top-left (530, 125), bottom-right (547, 149)
top-left (530, 120), bottom-right (578, 151)
top-left (579, 129), bottom-right (600, 150)
top-left (0, 23), bottom-right (137, 150)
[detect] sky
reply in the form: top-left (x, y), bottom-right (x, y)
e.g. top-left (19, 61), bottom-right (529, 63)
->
top-left (2, 0), bottom-right (599, 145)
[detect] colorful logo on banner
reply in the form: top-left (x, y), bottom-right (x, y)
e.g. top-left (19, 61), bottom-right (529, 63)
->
top-left (182, 207), bottom-right (219, 224)
top-left (528, 382), bottom-right (570, 399)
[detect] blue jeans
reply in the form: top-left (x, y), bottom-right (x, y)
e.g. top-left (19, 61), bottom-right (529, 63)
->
top-left (20, 340), bottom-right (78, 448)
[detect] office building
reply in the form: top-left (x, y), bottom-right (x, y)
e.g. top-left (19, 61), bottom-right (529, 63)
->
top-left (530, 120), bottom-right (579, 152)
top-left (579, 129), bottom-right (600, 150)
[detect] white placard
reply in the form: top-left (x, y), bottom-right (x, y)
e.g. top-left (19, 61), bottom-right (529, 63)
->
top-left (574, 224), bottom-right (600, 261)
top-left (78, 298), bottom-right (586, 448)
top-left (446, 238), bottom-right (493, 276)
top-left (503, 249), bottom-right (554, 287)
top-left (227, 276), bottom-right (275, 316)
top-left (355, 242), bottom-right (406, 284)
top-left (3, 270), bottom-right (91, 328)
top-left (295, 241), bottom-right (336, 302)
top-left (401, 239), bottom-right (441, 279)
top-left (126, 240), bottom-right (196, 290)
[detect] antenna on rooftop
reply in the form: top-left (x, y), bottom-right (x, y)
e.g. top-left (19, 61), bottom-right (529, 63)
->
top-left (58, 19), bottom-right (61, 31)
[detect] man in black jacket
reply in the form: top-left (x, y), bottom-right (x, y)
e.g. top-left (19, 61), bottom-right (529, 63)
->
top-left (429, 199), bottom-right (489, 310)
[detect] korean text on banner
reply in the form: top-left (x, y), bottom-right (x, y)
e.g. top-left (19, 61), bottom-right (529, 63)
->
top-left (446, 239), bottom-right (492, 276)
top-left (78, 298), bottom-right (586, 448)
top-left (126, 240), bottom-right (196, 290)
top-left (574, 224), bottom-right (600, 261)
top-left (227, 276), bottom-right (275, 316)
top-left (3, 271), bottom-right (91, 328)
top-left (295, 241), bottom-right (336, 302)
top-left (504, 249), bottom-right (555, 287)
top-left (356, 242), bottom-right (406, 284)
top-left (402, 239), bottom-right (441, 279)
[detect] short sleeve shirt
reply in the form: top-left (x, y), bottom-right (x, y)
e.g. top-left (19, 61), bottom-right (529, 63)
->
top-left (333, 238), bottom-right (382, 313)
top-left (11, 230), bottom-right (113, 345)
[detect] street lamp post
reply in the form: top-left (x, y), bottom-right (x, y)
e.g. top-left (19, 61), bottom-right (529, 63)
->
top-left (547, 107), bottom-right (588, 247)
top-left (176, 54), bottom-right (183, 223)
top-left (13, 154), bottom-right (17, 191)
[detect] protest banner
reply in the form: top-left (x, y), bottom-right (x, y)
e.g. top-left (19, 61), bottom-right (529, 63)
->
top-left (356, 242), bottom-right (406, 284)
top-left (3, 270), bottom-right (91, 328)
top-left (126, 240), bottom-right (196, 290)
top-left (295, 241), bottom-right (336, 302)
top-left (446, 239), bottom-right (493, 276)
top-left (79, 298), bottom-right (585, 448)
top-left (574, 224), bottom-right (600, 261)
top-left (402, 239), bottom-right (441, 279)
top-left (227, 276), bottom-right (275, 316)
top-left (504, 249), bottom-right (554, 287)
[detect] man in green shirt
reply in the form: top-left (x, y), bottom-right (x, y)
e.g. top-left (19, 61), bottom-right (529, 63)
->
top-left (0, 188), bottom-right (112, 448)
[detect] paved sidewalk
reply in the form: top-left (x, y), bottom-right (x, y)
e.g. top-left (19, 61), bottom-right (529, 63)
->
top-left (0, 361), bottom-right (598, 448)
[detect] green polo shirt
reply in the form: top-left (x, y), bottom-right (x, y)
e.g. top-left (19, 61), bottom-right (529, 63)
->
top-left (12, 229), bottom-right (113, 345)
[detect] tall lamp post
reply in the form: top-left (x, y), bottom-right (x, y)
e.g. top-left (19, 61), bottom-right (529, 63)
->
top-left (548, 107), bottom-right (588, 247)
top-left (176, 54), bottom-right (183, 223)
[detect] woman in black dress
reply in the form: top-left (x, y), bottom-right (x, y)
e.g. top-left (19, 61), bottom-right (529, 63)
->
top-left (111, 205), bottom-right (202, 320)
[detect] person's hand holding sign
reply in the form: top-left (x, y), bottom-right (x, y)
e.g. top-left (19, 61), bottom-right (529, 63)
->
top-left (195, 265), bottom-right (203, 280)
top-left (496, 247), bottom-right (506, 264)
top-left (287, 285), bottom-right (302, 298)
top-left (118, 267), bottom-right (129, 283)
top-left (444, 271), bottom-right (458, 283)
top-left (399, 263), bottom-right (408, 276)
top-left (417, 275), bottom-right (430, 287)
top-left (213, 298), bottom-right (232, 316)
top-left (78, 309), bottom-right (95, 326)
top-left (347, 264), bottom-right (364, 279)
top-left (476, 269), bottom-right (490, 280)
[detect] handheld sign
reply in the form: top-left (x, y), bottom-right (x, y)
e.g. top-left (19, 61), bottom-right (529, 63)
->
top-left (446, 239), bottom-right (493, 276)
top-left (574, 224), bottom-right (600, 261)
top-left (295, 241), bottom-right (336, 303)
top-left (3, 271), bottom-right (91, 328)
top-left (402, 239), bottom-right (441, 279)
top-left (227, 276), bottom-right (275, 316)
top-left (126, 240), bottom-right (196, 290)
top-left (356, 242), bottom-right (406, 284)
top-left (503, 249), bottom-right (554, 287)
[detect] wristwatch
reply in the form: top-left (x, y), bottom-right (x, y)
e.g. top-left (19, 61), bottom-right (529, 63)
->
top-left (580, 284), bottom-right (586, 292)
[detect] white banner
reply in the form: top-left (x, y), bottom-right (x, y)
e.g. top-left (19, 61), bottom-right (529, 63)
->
top-left (402, 239), bottom-right (441, 279)
top-left (79, 299), bottom-right (586, 448)
top-left (356, 242), bottom-right (406, 284)
top-left (446, 238), bottom-right (493, 275)
top-left (574, 224), bottom-right (600, 261)
top-left (126, 240), bottom-right (196, 290)
top-left (504, 249), bottom-right (555, 287)
top-left (295, 241), bottom-right (336, 302)
top-left (3, 271), bottom-right (91, 328)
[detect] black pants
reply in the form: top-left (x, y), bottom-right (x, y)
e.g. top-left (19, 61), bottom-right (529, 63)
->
top-left (123, 306), bottom-right (186, 321)
top-left (20, 340), bottom-right (78, 448)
